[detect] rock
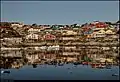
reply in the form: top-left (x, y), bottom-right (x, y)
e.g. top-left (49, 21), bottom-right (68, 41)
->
top-left (112, 74), bottom-right (119, 76)
top-left (1, 71), bottom-right (10, 74)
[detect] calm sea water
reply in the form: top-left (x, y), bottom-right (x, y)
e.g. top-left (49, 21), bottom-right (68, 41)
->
top-left (1, 64), bottom-right (119, 80)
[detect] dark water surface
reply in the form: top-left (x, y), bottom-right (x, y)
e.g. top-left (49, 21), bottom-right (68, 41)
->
top-left (1, 64), bottom-right (119, 80)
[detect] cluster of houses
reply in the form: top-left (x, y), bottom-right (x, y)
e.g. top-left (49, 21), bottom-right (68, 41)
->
top-left (26, 21), bottom-right (118, 42)
top-left (0, 21), bottom-right (119, 43)
top-left (0, 21), bottom-right (119, 63)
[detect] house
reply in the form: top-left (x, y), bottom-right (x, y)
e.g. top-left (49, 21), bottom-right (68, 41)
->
top-left (62, 37), bottom-right (79, 40)
top-left (101, 47), bottom-right (110, 50)
top-left (96, 58), bottom-right (113, 63)
top-left (58, 25), bottom-right (64, 29)
top-left (11, 61), bottom-right (23, 69)
top-left (64, 46), bottom-right (76, 50)
top-left (25, 33), bottom-right (39, 40)
top-left (42, 25), bottom-right (51, 29)
top-left (92, 29), bottom-right (115, 38)
top-left (94, 21), bottom-right (108, 27)
top-left (39, 46), bottom-right (47, 50)
top-left (62, 30), bottom-right (77, 35)
top-left (26, 54), bottom-right (39, 64)
top-left (44, 29), bottom-right (53, 32)
top-left (43, 33), bottom-right (56, 40)
top-left (81, 24), bottom-right (94, 35)
top-left (105, 30), bottom-right (115, 34)
top-left (47, 45), bottom-right (59, 51)
top-left (109, 34), bottom-right (119, 39)
top-left (92, 21), bottom-right (108, 30)
top-left (66, 57), bottom-right (77, 62)
top-left (1, 50), bottom-right (23, 57)
top-left (109, 25), bottom-right (115, 30)
top-left (3, 37), bottom-right (23, 44)
top-left (11, 22), bottom-right (24, 27)
top-left (28, 28), bottom-right (41, 33)
top-left (83, 30), bottom-right (93, 35)
top-left (63, 52), bottom-right (79, 55)
top-left (44, 54), bottom-right (56, 59)
top-left (71, 24), bottom-right (80, 29)
top-left (82, 24), bottom-right (93, 30)
top-left (92, 29), bottom-right (106, 38)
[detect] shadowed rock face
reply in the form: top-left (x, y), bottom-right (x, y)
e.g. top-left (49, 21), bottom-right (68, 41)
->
top-left (0, 27), bottom-right (21, 38)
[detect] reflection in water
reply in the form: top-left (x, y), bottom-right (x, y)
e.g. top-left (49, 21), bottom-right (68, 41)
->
top-left (0, 50), bottom-right (119, 69)
top-left (32, 64), bottom-right (37, 68)
top-left (0, 50), bottom-right (119, 80)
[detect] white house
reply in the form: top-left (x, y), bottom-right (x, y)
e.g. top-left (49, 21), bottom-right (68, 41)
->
top-left (40, 46), bottom-right (47, 50)
top-left (25, 33), bottom-right (39, 39)
top-left (63, 52), bottom-right (79, 55)
top-left (47, 45), bottom-right (59, 51)
top-left (1, 50), bottom-right (22, 57)
top-left (3, 37), bottom-right (22, 44)
top-left (28, 28), bottom-right (41, 33)
top-left (62, 37), bottom-right (79, 40)
top-left (26, 54), bottom-right (39, 63)
top-left (43, 26), bottom-right (51, 29)
top-left (101, 47), bottom-right (110, 50)
top-left (11, 22), bottom-right (24, 27)
top-left (64, 46), bottom-right (76, 50)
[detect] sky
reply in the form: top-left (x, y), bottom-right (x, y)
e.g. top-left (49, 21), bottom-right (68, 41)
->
top-left (1, 1), bottom-right (119, 25)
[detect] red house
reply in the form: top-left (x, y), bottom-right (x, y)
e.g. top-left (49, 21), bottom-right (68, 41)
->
top-left (43, 33), bottom-right (56, 40)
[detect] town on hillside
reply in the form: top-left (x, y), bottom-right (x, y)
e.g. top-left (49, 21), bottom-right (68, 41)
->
top-left (0, 21), bottom-right (120, 69)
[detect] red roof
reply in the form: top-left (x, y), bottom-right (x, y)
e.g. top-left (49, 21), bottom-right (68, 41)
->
top-left (82, 25), bottom-right (92, 32)
top-left (0, 26), bottom-right (10, 28)
top-left (94, 22), bottom-right (108, 28)
top-left (44, 34), bottom-right (56, 40)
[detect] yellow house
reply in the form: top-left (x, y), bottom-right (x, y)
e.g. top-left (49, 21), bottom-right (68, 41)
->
top-left (106, 58), bottom-right (113, 63)
top-left (105, 30), bottom-right (115, 34)
top-left (98, 58), bottom-right (113, 63)
top-left (62, 30), bottom-right (77, 35)
top-left (92, 29), bottom-right (106, 38)
top-left (93, 29), bottom-right (106, 35)
top-left (98, 29), bottom-right (106, 34)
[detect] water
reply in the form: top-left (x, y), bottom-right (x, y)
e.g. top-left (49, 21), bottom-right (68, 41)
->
top-left (1, 64), bottom-right (119, 80)
top-left (0, 50), bottom-right (119, 80)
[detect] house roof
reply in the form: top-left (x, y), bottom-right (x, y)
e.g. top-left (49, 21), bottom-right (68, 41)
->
top-left (0, 26), bottom-right (10, 28)
top-left (99, 29), bottom-right (106, 33)
top-left (95, 22), bottom-right (108, 28)
top-left (105, 30), bottom-right (113, 33)
top-left (43, 33), bottom-right (56, 40)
